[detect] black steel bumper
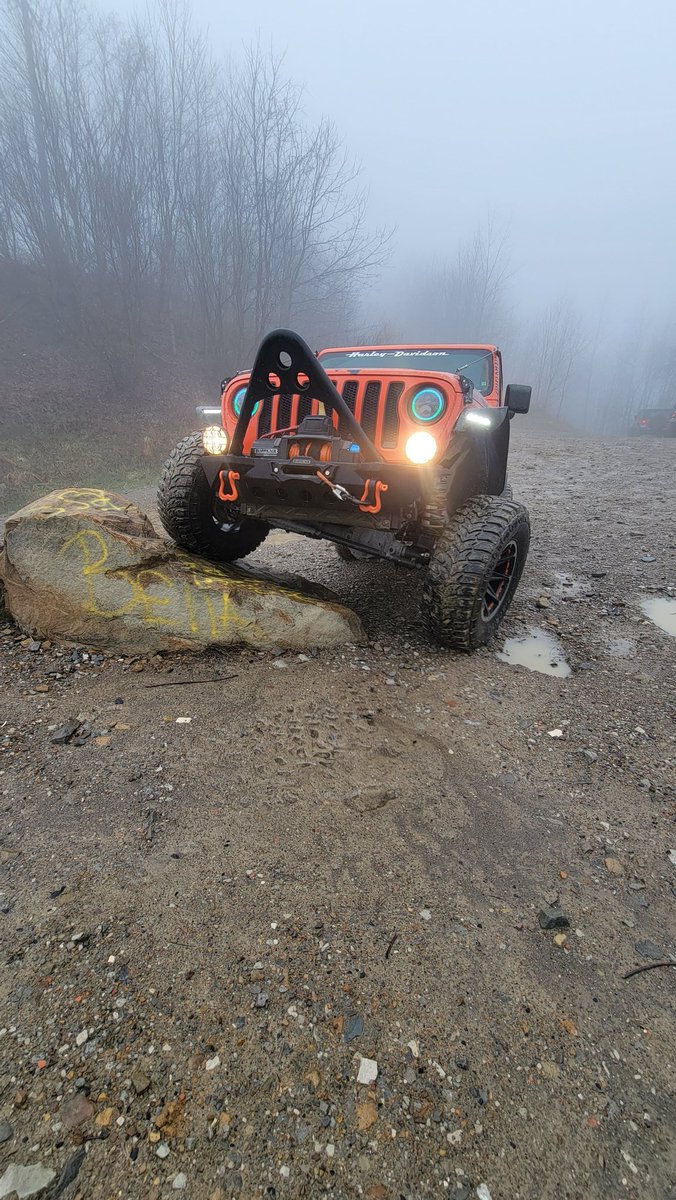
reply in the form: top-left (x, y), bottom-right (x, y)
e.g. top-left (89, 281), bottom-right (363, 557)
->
top-left (200, 453), bottom-right (435, 526)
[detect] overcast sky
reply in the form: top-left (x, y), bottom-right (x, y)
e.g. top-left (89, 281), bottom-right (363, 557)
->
top-left (111, 0), bottom-right (675, 332)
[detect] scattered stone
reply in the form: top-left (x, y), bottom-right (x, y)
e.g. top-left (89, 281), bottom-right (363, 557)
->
top-left (553, 932), bottom-right (567, 947)
top-left (75, 1029), bottom-right (88, 1047)
top-left (131, 1069), bottom-right (150, 1094)
top-left (172, 1174), bottom-right (188, 1190)
top-left (634, 940), bottom-right (663, 961)
top-left (476, 1186), bottom-right (493, 1200)
top-left (538, 906), bottom-right (570, 930)
top-left (452, 1186), bottom-right (471, 1200)
top-left (0, 1163), bottom-right (57, 1198)
top-left (205, 1055), bottom-right (220, 1071)
top-left (156, 1143), bottom-right (170, 1159)
top-left (578, 748), bottom-right (597, 762)
top-left (59, 1094), bottom-right (94, 1130)
top-left (50, 719), bottom-right (80, 745)
top-left (343, 1015), bottom-right (364, 1043)
top-left (536, 596), bottom-right (550, 608)
top-left (540, 1061), bottom-right (560, 1079)
top-left (356, 1100), bottom-right (378, 1130)
top-left (356, 1057), bottom-right (378, 1086)
top-left (419, 908), bottom-right (432, 921)
top-left (604, 857), bottom-right (623, 875)
top-left (0, 1119), bottom-right (12, 1144)
top-left (255, 992), bottom-right (268, 1009)
top-left (95, 1107), bottom-right (114, 1127)
top-left (547, 728), bottom-right (564, 738)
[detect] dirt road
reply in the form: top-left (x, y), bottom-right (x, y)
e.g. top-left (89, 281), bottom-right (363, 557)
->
top-left (1, 432), bottom-right (674, 1199)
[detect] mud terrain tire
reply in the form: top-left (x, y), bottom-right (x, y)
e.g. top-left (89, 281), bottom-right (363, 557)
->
top-left (423, 495), bottom-right (530, 650)
top-left (157, 431), bottom-right (269, 562)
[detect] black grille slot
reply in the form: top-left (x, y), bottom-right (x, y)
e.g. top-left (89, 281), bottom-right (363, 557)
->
top-left (339, 380), bottom-right (359, 435)
top-left (360, 380), bottom-right (381, 442)
top-left (277, 393), bottom-right (293, 429)
top-left (297, 394), bottom-right (313, 423)
top-left (382, 381), bottom-right (404, 447)
top-left (342, 380), bottom-right (358, 413)
top-left (257, 398), bottom-right (272, 437)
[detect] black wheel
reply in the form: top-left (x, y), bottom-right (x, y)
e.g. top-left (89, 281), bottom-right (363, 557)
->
top-left (334, 544), bottom-right (374, 562)
top-left (157, 431), bottom-right (269, 562)
top-left (423, 495), bottom-right (530, 650)
top-left (501, 480), bottom-right (513, 500)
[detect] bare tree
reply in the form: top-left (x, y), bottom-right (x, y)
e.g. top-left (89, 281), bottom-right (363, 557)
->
top-left (525, 298), bottom-right (587, 415)
top-left (0, 0), bottom-right (389, 384)
top-left (406, 219), bottom-right (512, 343)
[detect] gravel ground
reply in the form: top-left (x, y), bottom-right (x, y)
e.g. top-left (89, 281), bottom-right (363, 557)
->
top-left (0, 430), bottom-right (675, 1200)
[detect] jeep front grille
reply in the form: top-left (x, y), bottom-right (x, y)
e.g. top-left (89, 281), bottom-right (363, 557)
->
top-left (245, 375), bottom-right (405, 454)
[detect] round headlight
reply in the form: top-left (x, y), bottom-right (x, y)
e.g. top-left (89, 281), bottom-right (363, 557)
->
top-left (233, 386), bottom-right (260, 418)
top-left (410, 386), bottom-right (446, 423)
top-left (203, 425), bottom-right (228, 455)
top-left (405, 431), bottom-right (437, 464)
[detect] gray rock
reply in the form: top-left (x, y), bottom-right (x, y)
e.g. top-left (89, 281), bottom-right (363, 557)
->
top-left (0, 1163), bottom-right (57, 1197)
top-left (172, 1175), bottom-right (188, 1191)
top-left (131, 1069), bottom-right (150, 1094)
top-left (0, 490), bottom-right (362, 652)
top-left (634, 940), bottom-right (663, 961)
top-left (343, 1015), bottom-right (364, 1043)
top-left (255, 992), bottom-right (269, 1008)
top-left (538, 906), bottom-right (570, 930)
top-left (50, 719), bottom-right (80, 745)
top-left (0, 1119), bottom-right (12, 1144)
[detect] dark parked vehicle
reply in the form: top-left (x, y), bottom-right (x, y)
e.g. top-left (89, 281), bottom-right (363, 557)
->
top-left (629, 407), bottom-right (676, 437)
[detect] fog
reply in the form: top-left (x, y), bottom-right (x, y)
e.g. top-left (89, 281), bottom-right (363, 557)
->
top-left (109, 0), bottom-right (675, 330)
top-left (1, 0), bottom-right (675, 511)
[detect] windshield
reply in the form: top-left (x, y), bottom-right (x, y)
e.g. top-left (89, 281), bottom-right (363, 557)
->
top-left (319, 348), bottom-right (495, 396)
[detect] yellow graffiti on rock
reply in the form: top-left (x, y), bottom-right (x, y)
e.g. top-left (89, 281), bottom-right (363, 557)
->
top-left (46, 488), bottom-right (130, 518)
top-left (60, 528), bottom-right (171, 625)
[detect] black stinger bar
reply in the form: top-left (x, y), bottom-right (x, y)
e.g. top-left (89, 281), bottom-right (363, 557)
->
top-left (229, 329), bottom-right (383, 462)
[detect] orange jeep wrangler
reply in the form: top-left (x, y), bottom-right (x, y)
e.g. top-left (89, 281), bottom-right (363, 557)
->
top-left (158, 329), bottom-right (532, 649)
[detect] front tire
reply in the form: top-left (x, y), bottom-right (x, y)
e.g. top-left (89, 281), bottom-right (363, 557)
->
top-left (422, 495), bottom-right (530, 650)
top-left (157, 431), bottom-right (269, 562)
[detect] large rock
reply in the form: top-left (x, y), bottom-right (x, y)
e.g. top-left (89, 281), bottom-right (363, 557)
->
top-left (0, 488), bottom-right (362, 651)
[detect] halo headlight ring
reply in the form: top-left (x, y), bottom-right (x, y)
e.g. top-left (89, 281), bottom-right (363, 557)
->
top-left (409, 385), bottom-right (446, 424)
top-left (233, 386), bottom-right (260, 418)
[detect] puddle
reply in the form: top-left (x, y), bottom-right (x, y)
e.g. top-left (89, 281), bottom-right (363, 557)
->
top-left (607, 637), bottom-right (636, 658)
top-left (497, 628), bottom-right (571, 677)
top-left (552, 572), bottom-right (587, 600)
top-left (641, 597), bottom-right (676, 636)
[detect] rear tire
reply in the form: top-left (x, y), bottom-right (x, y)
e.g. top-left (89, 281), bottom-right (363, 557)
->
top-left (423, 495), bottom-right (530, 650)
top-left (157, 431), bottom-right (269, 562)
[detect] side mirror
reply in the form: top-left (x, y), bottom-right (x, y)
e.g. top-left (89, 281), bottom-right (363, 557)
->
top-left (505, 384), bottom-right (531, 414)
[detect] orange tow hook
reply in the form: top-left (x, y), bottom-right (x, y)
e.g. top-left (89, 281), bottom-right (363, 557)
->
top-left (218, 469), bottom-right (240, 503)
top-left (358, 479), bottom-right (388, 514)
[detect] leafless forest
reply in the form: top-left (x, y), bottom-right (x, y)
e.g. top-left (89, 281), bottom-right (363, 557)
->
top-left (0, 0), bottom-right (674, 508)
